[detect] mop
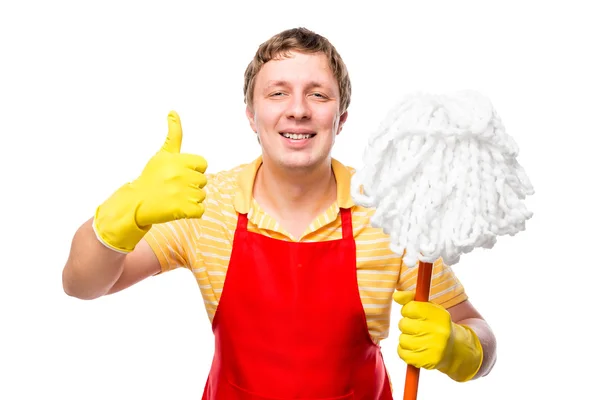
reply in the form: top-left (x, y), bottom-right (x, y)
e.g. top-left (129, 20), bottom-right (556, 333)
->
top-left (350, 90), bottom-right (534, 400)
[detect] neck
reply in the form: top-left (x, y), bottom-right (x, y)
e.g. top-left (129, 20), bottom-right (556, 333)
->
top-left (254, 157), bottom-right (337, 217)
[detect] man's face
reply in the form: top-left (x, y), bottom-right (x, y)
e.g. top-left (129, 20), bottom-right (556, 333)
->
top-left (246, 51), bottom-right (348, 172)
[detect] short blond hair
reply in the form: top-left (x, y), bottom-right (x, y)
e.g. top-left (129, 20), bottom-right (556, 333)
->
top-left (243, 27), bottom-right (352, 114)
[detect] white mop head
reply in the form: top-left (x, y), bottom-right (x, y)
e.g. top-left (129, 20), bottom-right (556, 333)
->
top-left (351, 90), bottom-right (534, 267)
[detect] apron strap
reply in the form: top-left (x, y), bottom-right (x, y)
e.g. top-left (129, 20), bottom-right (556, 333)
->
top-left (236, 212), bottom-right (249, 232)
top-left (340, 208), bottom-right (353, 240)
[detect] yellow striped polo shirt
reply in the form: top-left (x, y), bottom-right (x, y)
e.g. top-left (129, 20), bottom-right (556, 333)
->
top-left (144, 156), bottom-right (468, 344)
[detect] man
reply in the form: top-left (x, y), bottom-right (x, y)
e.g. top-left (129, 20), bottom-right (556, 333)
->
top-left (62, 27), bottom-right (496, 399)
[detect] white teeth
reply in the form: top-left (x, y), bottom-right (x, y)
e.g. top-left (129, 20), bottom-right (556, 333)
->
top-left (282, 132), bottom-right (313, 140)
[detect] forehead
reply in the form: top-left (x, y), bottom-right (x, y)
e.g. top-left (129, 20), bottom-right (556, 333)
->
top-left (255, 51), bottom-right (338, 89)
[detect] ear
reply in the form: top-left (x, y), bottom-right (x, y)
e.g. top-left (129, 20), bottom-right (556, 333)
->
top-left (246, 106), bottom-right (257, 133)
top-left (336, 111), bottom-right (348, 135)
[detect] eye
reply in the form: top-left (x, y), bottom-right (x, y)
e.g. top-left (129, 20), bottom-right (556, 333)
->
top-left (270, 92), bottom-right (285, 97)
top-left (311, 92), bottom-right (327, 99)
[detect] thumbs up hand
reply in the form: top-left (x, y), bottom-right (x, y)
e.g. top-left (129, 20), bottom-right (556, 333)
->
top-left (93, 111), bottom-right (208, 253)
top-left (134, 111), bottom-right (208, 226)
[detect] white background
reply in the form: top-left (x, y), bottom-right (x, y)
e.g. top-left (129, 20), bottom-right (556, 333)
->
top-left (1, 0), bottom-right (599, 399)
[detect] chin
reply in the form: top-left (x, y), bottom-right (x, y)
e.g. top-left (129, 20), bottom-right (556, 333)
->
top-left (279, 154), bottom-right (327, 171)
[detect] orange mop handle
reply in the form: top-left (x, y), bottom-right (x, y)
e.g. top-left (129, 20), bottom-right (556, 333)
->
top-left (402, 261), bottom-right (434, 400)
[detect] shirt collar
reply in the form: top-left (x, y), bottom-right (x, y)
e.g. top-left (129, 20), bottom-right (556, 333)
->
top-left (234, 155), bottom-right (355, 214)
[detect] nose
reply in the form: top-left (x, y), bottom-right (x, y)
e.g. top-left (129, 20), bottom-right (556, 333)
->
top-left (285, 94), bottom-right (311, 120)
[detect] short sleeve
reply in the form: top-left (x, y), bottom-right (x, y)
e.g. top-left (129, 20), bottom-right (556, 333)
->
top-left (396, 257), bottom-right (468, 309)
top-left (144, 218), bottom-right (198, 274)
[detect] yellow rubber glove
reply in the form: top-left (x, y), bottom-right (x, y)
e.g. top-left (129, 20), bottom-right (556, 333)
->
top-left (93, 111), bottom-right (208, 253)
top-left (393, 291), bottom-right (483, 382)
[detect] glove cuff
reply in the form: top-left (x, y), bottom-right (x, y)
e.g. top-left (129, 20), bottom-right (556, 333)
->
top-left (93, 183), bottom-right (150, 253)
top-left (438, 323), bottom-right (484, 382)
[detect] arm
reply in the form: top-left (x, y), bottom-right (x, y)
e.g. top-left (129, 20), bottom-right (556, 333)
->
top-left (394, 257), bottom-right (496, 382)
top-left (447, 300), bottom-right (497, 380)
top-left (394, 292), bottom-right (496, 382)
top-left (62, 111), bottom-right (207, 300)
top-left (62, 217), bottom-right (161, 300)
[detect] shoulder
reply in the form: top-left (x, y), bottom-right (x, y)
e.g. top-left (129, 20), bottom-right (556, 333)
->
top-left (198, 161), bottom-right (255, 232)
top-left (335, 160), bottom-right (390, 238)
top-left (202, 161), bottom-right (255, 210)
top-left (205, 162), bottom-right (248, 194)
top-left (335, 161), bottom-right (377, 218)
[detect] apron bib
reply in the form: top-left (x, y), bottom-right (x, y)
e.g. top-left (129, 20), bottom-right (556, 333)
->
top-left (201, 208), bottom-right (393, 399)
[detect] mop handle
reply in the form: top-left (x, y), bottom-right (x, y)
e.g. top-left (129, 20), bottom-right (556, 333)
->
top-left (402, 261), bottom-right (433, 400)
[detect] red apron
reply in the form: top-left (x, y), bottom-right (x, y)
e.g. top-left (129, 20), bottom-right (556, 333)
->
top-left (201, 208), bottom-right (393, 399)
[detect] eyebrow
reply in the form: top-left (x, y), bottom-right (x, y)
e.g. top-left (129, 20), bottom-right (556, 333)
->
top-left (263, 80), bottom-right (331, 92)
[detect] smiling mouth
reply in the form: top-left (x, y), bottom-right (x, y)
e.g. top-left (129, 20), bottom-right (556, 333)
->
top-left (280, 132), bottom-right (316, 140)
